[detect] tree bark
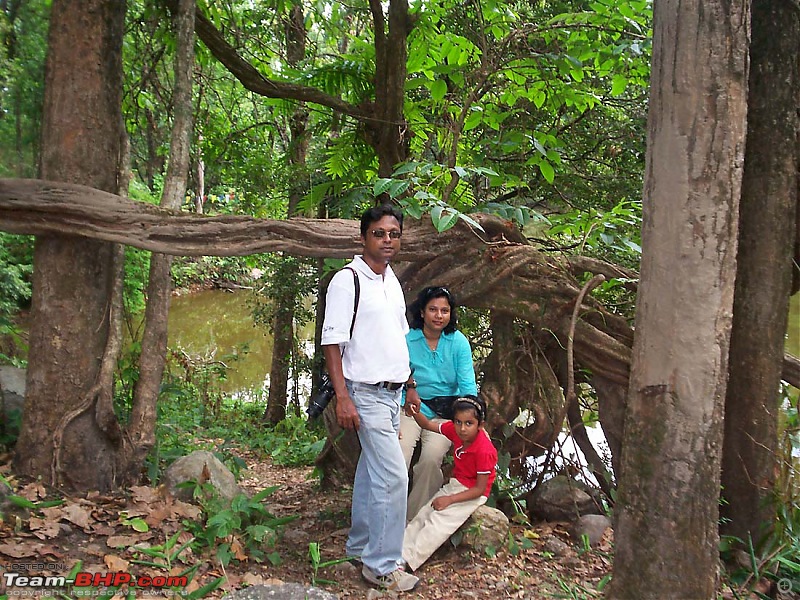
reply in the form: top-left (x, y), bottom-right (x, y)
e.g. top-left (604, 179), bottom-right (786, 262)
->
top-left (720, 0), bottom-right (800, 547)
top-left (13, 0), bottom-right (126, 491)
top-left (609, 0), bottom-right (749, 594)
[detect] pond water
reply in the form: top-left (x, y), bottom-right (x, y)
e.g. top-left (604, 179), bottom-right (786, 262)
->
top-left (166, 289), bottom-right (314, 400)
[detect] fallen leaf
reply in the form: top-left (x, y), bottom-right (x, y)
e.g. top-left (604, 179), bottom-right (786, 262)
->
top-left (144, 503), bottom-right (172, 528)
top-left (19, 482), bottom-right (47, 501)
top-left (104, 554), bottom-right (129, 571)
top-left (130, 486), bottom-right (160, 504)
top-left (172, 500), bottom-right (202, 520)
top-left (62, 503), bottom-right (92, 530)
top-left (0, 543), bottom-right (36, 558)
top-left (89, 523), bottom-right (116, 536)
top-left (28, 517), bottom-right (61, 539)
top-left (40, 506), bottom-right (65, 521)
top-left (106, 535), bottom-right (140, 548)
top-left (242, 573), bottom-right (265, 586)
top-left (230, 536), bottom-right (247, 561)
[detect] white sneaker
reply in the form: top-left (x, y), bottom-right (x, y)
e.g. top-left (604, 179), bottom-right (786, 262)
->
top-left (361, 564), bottom-right (419, 591)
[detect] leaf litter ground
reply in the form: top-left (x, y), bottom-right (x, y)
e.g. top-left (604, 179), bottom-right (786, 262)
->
top-left (0, 446), bottom-right (617, 599)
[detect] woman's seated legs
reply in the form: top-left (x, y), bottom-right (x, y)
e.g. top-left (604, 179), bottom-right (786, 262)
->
top-left (406, 423), bottom-right (452, 519)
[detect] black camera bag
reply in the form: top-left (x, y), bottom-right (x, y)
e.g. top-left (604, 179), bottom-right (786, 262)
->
top-left (420, 395), bottom-right (459, 420)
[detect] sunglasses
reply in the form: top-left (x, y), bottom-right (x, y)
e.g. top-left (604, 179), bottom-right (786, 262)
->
top-left (370, 229), bottom-right (402, 240)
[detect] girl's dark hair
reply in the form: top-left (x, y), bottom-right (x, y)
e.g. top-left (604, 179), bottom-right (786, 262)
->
top-left (360, 204), bottom-right (404, 237)
top-left (452, 395), bottom-right (486, 422)
top-left (408, 286), bottom-right (458, 334)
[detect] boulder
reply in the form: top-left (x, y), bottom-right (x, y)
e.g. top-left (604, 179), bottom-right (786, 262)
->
top-left (527, 475), bottom-right (603, 522)
top-left (569, 514), bottom-right (612, 547)
top-left (0, 365), bottom-right (25, 414)
top-left (163, 450), bottom-right (243, 502)
top-left (455, 505), bottom-right (510, 553)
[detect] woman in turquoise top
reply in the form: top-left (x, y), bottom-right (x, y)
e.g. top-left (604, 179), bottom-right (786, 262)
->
top-left (401, 286), bottom-right (478, 520)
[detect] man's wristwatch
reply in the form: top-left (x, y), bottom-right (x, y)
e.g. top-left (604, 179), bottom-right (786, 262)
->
top-left (404, 380), bottom-right (417, 391)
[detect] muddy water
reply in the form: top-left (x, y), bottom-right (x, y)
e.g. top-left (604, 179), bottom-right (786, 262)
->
top-left (166, 289), bottom-right (314, 399)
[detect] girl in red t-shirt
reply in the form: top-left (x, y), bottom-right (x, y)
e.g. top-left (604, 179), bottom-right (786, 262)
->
top-left (402, 396), bottom-right (497, 571)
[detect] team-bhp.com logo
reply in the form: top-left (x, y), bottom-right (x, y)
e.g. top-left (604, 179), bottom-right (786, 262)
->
top-left (3, 571), bottom-right (189, 595)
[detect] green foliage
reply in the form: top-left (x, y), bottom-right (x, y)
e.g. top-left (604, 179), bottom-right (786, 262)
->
top-left (0, 234), bottom-right (33, 317)
top-left (184, 485), bottom-right (296, 567)
top-left (170, 256), bottom-right (253, 291)
top-left (137, 346), bottom-right (248, 483)
top-left (546, 199), bottom-right (642, 265)
top-left (721, 502), bottom-right (800, 599)
top-left (251, 415), bottom-right (326, 467)
top-left (0, 394), bottom-right (21, 449)
top-left (199, 396), bottom-right (326, 468)
top-left (0, 234), bottom-right (33, 368)
top-left (250, 255), bottom-right (317, 336)
top-left (129, 532), bottom-right (226, 600)
top-left (551, 572), bottom-right (609, 599)
top-left (0, 1), bottom-right (49, 177)
top-left (308, 542), bottom-right (351, 586)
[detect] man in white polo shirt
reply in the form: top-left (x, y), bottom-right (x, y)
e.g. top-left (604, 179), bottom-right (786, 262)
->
top-left (321, 204), bottom-right (419, 593)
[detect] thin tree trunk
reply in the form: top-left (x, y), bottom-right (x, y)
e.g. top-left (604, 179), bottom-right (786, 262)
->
top-left (265, 1), bottom-right (308, 424)
top-left (720, 0), bottom-right (800, 546)
top-left (123, 0), bottom-right (195, 483)
top-left (609, 0), bottom-right (749, 594)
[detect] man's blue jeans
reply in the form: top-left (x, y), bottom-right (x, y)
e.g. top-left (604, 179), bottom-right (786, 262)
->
top-left (345, 381), bottom-right (409, 576)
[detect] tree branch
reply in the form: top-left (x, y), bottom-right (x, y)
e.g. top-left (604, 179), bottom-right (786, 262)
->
top-left (0, 178), bottom-right (464, 261)
top-left (194, 7), bottom-right (371, 122)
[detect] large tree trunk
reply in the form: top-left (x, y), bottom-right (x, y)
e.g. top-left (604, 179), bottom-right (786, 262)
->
top-left (122, 0), bottom-right (195, 484)
top-left (13, 0), bottom-right (126, 491)
top-left (720, 0), bottom-right (800, 547)
top-left (609, 0), bottom-right (749, 594)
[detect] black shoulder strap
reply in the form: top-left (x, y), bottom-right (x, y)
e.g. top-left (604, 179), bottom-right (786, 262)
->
top-left (343, 267), bottom-right (360, 337)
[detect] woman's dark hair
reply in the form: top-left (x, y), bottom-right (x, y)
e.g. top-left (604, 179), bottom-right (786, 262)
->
top-left (452, 395), bottom-right (486, 423)
top-left (408, 286), bottom-right (458, 334)
top-left (360, 204), bottom-right (404, 237)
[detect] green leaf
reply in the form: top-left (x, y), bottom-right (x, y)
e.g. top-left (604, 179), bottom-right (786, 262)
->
top-left (392, 162), bottom-right (420, 176)
top-left (430, 79), bottom-right (447, 101)
top-left (538, 160), bottom-right (555, 183)
top-left (457, 213), bottom-right (485, 233)
top-left (309, 542), bottom-right (321, 564)
top-left (387, 179), bottom-right (409, 199)
top-left (373, 178), bottom-right (393, 196)
top-left (123, 517), bottom-right (149, 533)
top-left (432, 208), bottom-right (459, 232)
top-left (183, 577), bottom-right (226, 600)
top-left (464, 110), bottom-right (482, 131)
top-left (251, 486), bottom-right (280, 502)
top-left (611, 74), bottom-right (628, 96)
